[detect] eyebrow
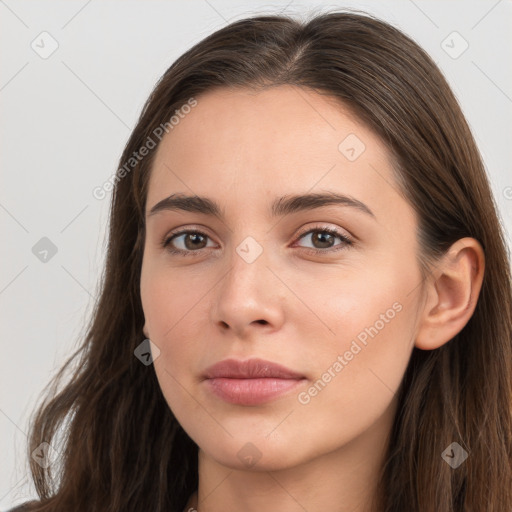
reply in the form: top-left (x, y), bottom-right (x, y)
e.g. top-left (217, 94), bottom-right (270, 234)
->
top-left (147, 191), bottom-right (375, 219)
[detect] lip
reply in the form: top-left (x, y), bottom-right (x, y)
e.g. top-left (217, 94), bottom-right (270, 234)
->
top-left (202, 358), bottom-right (306, 405)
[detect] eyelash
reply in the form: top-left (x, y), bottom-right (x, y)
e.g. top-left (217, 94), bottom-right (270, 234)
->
top-left (161, 225), bottom-right (353, 257)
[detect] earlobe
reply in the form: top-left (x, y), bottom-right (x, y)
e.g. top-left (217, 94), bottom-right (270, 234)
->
top-left (143, 322), bottom-right (149, 339)
top-left (414, 237), bottom-right (485, 350)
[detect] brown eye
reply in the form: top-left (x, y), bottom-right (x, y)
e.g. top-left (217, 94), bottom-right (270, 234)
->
top-left (295, 226), bottom-right (353, 253)
top-left (162, 230), bottom-right (215, 256)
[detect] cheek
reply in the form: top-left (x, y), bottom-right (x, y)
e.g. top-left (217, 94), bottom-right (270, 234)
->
top-left (141, 266), bottom-right (207, 401)
top-left (141, 264), bottom-right (200, 340)
top-left (143, 277), bottom-right (202, 421)
top-left (292, 268), bottom-right (418, 428)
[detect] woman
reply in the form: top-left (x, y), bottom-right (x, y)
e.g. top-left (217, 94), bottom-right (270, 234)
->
top-left (12, 9), bottom-right (512, 512)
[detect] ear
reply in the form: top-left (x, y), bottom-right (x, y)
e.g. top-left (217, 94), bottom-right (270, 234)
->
top-left (415, 237), bottom-right (485, 350)
top-left (143, 322), bottom-right (149, 339)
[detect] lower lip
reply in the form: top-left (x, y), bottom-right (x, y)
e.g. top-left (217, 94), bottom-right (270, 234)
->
top-left (204, 377), bottom-right (306, 405)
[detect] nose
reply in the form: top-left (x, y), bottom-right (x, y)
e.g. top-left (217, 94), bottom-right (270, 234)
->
top-left (210, 240), bottom-right (285, 339)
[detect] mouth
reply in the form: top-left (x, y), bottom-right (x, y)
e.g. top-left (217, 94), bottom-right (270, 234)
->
top-left (202, 358), bottom-right (307, 406)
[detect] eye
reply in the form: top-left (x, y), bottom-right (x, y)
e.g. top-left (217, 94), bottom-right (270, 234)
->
top-left (293, 225), bottom-right (353, 254)
top-left (162, 229), bottom-right (216, 257)
top-left (161, 225), bottom-right (353, 257)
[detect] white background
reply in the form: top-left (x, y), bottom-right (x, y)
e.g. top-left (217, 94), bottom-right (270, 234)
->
top-left (1, 0), bottom-right (511, 509)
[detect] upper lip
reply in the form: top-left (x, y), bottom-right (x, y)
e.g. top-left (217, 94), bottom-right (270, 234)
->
top-left (202, 358), bottom-right (305, 380)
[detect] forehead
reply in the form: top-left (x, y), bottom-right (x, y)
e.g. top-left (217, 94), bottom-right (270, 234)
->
top-left (147, 85), bottom-right (404, 222)
top-left (154, 85), bottom-right (378, 157)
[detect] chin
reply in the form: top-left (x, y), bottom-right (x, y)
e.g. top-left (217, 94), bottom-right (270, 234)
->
top-left (196, 429), bottom-right (313, 472)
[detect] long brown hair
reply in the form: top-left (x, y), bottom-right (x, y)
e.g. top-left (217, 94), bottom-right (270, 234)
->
top-left (18, 9), bottom-right (512, 512)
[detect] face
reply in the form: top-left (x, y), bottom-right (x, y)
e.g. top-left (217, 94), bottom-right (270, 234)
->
top-left (140, 85), bottom-right (424, 471)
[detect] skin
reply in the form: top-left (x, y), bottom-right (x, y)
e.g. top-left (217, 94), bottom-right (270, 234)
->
top-left (140, 85), bottom-right (485, 511)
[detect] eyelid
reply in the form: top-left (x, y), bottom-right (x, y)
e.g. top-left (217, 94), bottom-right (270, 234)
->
top-left (293, 224), bottom-right (353, 244)
top-left (162, 226), bottom-right (217, 256)
top-left (162, 223), bottom-right (353, 256)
